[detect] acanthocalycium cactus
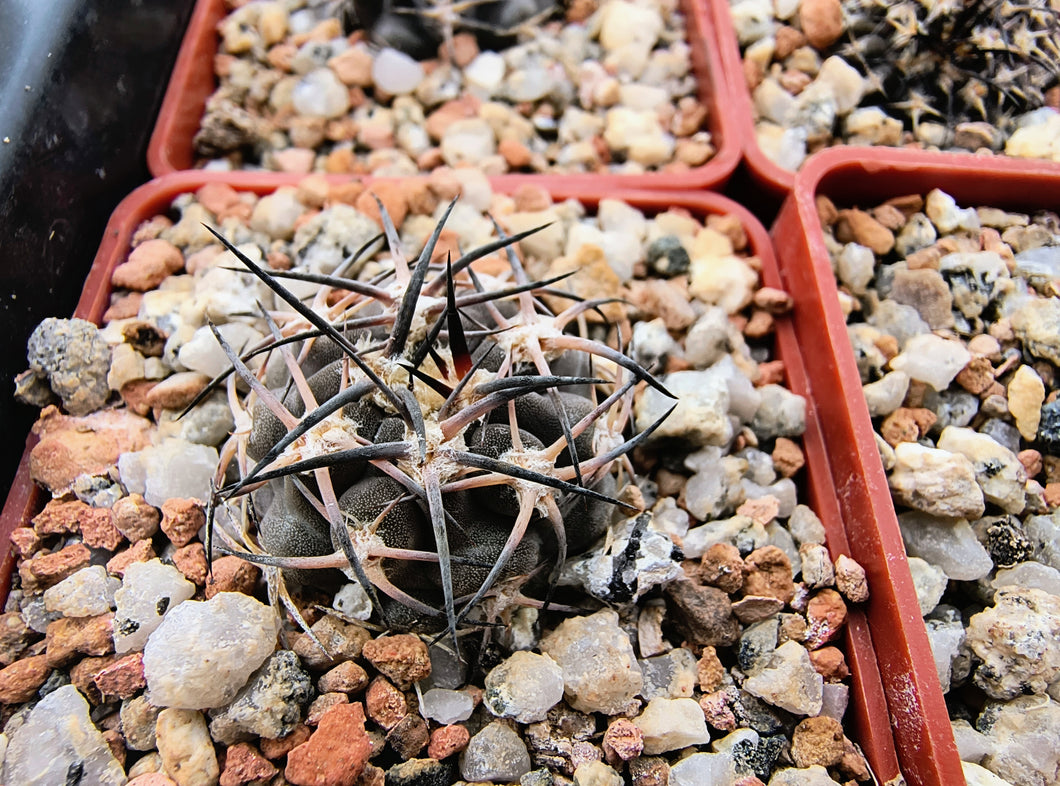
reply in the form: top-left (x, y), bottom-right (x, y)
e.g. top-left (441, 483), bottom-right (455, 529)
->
top-left (197, 196), bottom-right (675, 651)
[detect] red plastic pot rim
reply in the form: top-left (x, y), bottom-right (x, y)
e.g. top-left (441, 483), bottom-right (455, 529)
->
top-left (773, 145), bottom-right (1060, 786)
top-left (709, 0), bottom-right (796, 198)
top-left (1, 171), bottom-right (900, 783)
top-left (147, 0), bottom-right (740, 190)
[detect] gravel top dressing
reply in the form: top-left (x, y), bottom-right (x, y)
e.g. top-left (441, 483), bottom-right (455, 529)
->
top-left (730, 0), bottom-right (1060, 171)
top-left (3, 174), bottom-right (874, 785)
top-left (821, 186), bottom-right (1060, 786)
top-left (191, 0), bottom-right (716, 177)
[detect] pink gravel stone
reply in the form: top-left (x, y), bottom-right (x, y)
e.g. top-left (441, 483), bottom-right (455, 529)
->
top-left (360, 634), bottom-right (430, 687)
top-left (159, 498), bottom-right (206, 548)
top-left (94, 652), bottom-right (147, 699)
top-left (285, 702), bottom-right (372, 786)
top-left (427, 724), bottom-right (470, 760)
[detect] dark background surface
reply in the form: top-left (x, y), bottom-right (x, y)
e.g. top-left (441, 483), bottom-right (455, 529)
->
top-left (0, 0), bottom-right (197, 504)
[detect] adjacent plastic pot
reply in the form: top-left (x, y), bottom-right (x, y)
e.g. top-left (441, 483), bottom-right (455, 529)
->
top-left (147, 0), bottom-right (740, 191)
top-left (710, 0), bottom-right (795, 197)
top-left (771, 146), bottom-right (1060, 786)
top-left (0, 170), bottom-right (900, 784)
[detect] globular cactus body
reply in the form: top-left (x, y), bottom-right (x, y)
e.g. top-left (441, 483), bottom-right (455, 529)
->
top-left (197, 197), bottom-right (674, 649)
top-left (344, 0), bottom-right (558, 60)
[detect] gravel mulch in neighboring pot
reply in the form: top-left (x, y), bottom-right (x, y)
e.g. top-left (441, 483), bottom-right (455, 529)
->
top-left (728, 0), bottom-right (1060, 172)
top-left (190, 0), bottom-right (717, 177)
top-left (819, 186), bottom-right (1060, 786)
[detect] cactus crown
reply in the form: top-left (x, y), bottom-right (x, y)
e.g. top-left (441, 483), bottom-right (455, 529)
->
top-left (193, 196), bottom-right (674, 655)
top-left (840, 0), bottom-right (1060, 129)
top-left (343, 0), bottom-right (558, 60)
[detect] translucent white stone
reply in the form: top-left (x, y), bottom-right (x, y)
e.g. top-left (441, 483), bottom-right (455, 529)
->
top-left (683, 516), bottom-right (768, 560)
top-left (729, 0), bottom-right (775, 44)
top-left (837, 242), bottom-right (875, 295)
top-left (419, 688), bottom-right (475, 725)
top-left (118, 438), bottom-right (219, 507)
top-left (962, 761), bottom-right (1018, 786)
top-left (670, 751), bottom-right (735, 786)
top-left (1, 685), bottom-right (125, 785)
top-left (371, 48), bottom-right (424, 95)
top-left (889, 443), bottom-right (985, 520)
top-left (249, 190), bottom-right (304, 242)
top-left (753, 78), bottom-right (795, 125)
top-left (598, 199), bottom-right (647, 240)
top-left (751, 385), bottom-right (806, 439)
top-left (863, 371), bottom-right (911, 418)
top-left (440, 118), bottom-right (497, 167)
top-left (464, 51), bottom-right (506, 95)
top-left (1015, 245), bottom-right (1060, 288)
top-left (178, 322), bottom-right (266, 380)
top-left (742, 640), bottom-right (823, 716)
top-left (899, 512), bottom-right (993, 581)
top-left (113, 559), bottom-right (196, 654)
top-left (20, 595), bottom-right (60, 634)
top-left (598, 0), bottom-right (663, 51)
top-left (744, 478), bottom-right (798, 518)
top-left (484, 651), bottom-right (564, 723)
top-left (684, 307), bottom-right (737, 369)
top-left (788, 504), bottom-right (827, 546)
top-left (633, 697), bottom-right (711, 755)
top-left (1024, 513), bottom-right (1060, 572)
top-left (926, 617), bottom-right (966, 693)
top-left (292, 68), bottom-right (350, 117)
top-left (820, 682), bottom-right (849, 722)
top-left (993, 562), bottom-right (1060, 597)
top-left (506, 64), bottom-right (553, 103)
top-left (540, 609), bottom-right (643, 715)
top-left (908, 556), bottom-right (948, 616)
top-left (890, 334), bottom-right (972, 391)
top-left (815, 57), bottom-right (868, 113)
top-left (635, 369), bottom-right (732, 447)
top-left (926, 188), bottom-right (980, 234)
top-left (460, 722), bottom-right (531, 782)
top-left (769, 765), bottom-right (840, 785)
top-left (43, 565), bottom-right (120, 617)
top-left (688, 252), bottom-right (758, 315)
top-left (937, 427), bottom-right (1026, 515)
top-left (143, 592), bottom-right (278, 709)
top-left (952, 719), bottom-right (995, 764)
top-left (651, 497), bottom-right (690, 539)
top-left (977, 695), bottom-right (1060, 786)
top-left (333, 582), bottom-right (372, 620)
top-left (639, 648), bottom-right (697, 701)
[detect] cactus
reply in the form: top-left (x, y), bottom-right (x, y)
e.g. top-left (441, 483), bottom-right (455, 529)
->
top-left (344, 0), bottom-right (558, 60)
top-left (838, 0), bottom-right (1060, 131)
top-left (194, 197), bottom-right (675, 653)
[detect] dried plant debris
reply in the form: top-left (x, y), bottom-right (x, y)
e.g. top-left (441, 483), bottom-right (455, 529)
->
top-left (195, 0), bottom-right (713, 174)
top-left (733, 0), bottom-right (1060, 169)
top-left (4, 174), bottom-right (870, 784)
top-left (819, 187), bottom-right (1060, 786)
